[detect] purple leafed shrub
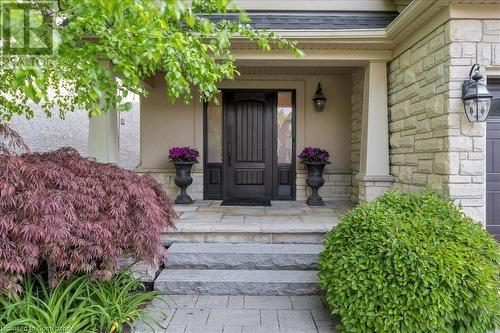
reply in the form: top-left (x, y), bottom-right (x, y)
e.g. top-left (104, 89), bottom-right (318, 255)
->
top-left (168, 146), bottom-right (199, 163)
top-left (0, 148), bottom-right (177, 294)
top-left (298, 147), bottom-right (330, 163)
top-left (0, 124), bottom-right (29, 155)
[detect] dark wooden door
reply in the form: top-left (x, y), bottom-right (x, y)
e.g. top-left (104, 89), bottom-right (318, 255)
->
top-left (487, 78), bottom-right (500, 240)
top-left (223, 92), bottom-right (274, 200)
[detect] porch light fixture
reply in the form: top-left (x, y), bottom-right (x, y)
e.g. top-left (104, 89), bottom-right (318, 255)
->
top-left (313, 83), bottom-right (327, 112)
top-left (462, 64), bottom-right (493, 122)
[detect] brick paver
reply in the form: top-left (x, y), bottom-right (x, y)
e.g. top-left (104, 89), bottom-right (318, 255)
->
top-left (133, 295), bottom-right (339, 333)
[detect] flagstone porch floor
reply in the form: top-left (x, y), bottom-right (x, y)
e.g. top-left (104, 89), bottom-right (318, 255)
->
top-left (162, 200), bottom-right (355, 245)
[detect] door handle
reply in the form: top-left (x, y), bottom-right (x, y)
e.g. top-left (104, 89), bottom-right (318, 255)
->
top-left (227, 125), bottom-right (232, 167)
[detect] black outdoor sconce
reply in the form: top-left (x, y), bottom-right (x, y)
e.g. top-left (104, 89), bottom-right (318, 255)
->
top-left (313, 83), bottom-right (327, 112)
top-left (462, 64), bottom-right (493, 122)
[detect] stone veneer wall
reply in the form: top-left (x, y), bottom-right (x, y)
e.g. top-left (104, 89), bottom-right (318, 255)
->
top-left (388, 19), bottom-right (500, 222)
top-left (137, 169), bottom-right (204, 201)
top-left (350, 68), bottom-right (364, 203)
top-left (447, 19), bottom-right (500, 221)
top-left (296, 170), bottom-right (352, 201)
top-left (139, 169), bottom-right (352, 202)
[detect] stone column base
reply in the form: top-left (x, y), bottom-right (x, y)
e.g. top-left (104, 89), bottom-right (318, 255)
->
top-left (118, 255), bottom-right (160, 284)
top-left (357, 175), bottom-right (395, 203)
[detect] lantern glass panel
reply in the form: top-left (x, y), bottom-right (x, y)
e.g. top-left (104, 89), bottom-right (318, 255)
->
top-left (464, 99), bottom-right (477, 122)
top-left (315, 99), bottom-right (325, 111)
top-left (478, 98), bottom-right (491, 122)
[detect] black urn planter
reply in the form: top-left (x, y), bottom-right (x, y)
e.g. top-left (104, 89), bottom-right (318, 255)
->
top-left (171, 161), bottom-right (197, 204)
top-left (303, 161), bottom-right (331, 206)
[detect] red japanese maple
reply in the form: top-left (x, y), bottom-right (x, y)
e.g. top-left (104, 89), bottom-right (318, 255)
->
top-left (0, 148), bottom-right (177, 293)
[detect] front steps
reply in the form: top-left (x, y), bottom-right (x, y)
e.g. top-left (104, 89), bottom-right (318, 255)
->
top-left (166, 243), bottom-right (322, 270)
top-left (155, 243), bottom-right (322, 295)
top-left (161, 226), bottom-right (328, 245)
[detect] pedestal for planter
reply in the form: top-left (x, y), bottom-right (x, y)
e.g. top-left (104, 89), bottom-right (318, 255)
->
top-left (303, 161), bottom-right (330, 206)
top-left (172, 161), bottom-right (197, 204)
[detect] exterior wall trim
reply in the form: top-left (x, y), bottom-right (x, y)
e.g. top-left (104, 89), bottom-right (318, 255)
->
top-left (356, 175), bottom-right (395, 182)
top-left (236, 0), bottom-right (398, 12)
top-left (233, 29), bottom-right (387, 39)
top-left (486, 67), bottom-right (500, 79)
top-left (231, 48), bottom-right (393, 62)
top-left (386, 0), bottom-right (445, 42)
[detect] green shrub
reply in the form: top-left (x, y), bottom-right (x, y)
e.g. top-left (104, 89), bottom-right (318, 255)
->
top-left (0, 271), bottom-right (166, 333)
top-left (319, 190), bottom-right (500, 333)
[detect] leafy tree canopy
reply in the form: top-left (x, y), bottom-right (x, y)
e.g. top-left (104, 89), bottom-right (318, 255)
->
top-left (0, 0), bottom-right (302, 122)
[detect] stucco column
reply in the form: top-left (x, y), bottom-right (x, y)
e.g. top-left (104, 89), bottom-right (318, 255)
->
top-left (88, 108), bottom-right (119, 164)
top-left (87, 61), bottom-right (120, 164)
top-left (357, 61), bottom-right (394, 202)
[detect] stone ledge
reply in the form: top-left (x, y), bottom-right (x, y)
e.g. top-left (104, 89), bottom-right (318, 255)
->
top-left (355, 174), bottom-right (396, 182)
top-left (161, 232), bottom-right (326, 245)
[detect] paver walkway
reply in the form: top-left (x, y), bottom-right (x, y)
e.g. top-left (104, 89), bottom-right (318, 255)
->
top-left (134, 295), bottom-right (339, 333)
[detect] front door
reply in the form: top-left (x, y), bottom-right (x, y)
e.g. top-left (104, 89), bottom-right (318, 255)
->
top-left (223, 92), bottom-right (275, 200)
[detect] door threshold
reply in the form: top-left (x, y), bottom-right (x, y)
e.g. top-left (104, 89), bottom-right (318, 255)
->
top-left (221, 199), bottom-right (271, 207)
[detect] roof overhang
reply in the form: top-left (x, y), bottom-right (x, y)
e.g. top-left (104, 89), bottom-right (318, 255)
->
top-left (229, 0), bottom-right (500, 60)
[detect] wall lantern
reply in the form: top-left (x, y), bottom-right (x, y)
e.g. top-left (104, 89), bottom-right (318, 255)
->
top-left (462, 64), bottom-right (493, 122)
top-left (313, 83), bottom-right (327, 112)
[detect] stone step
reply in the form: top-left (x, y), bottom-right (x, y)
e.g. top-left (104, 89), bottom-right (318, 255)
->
top-left (161, 231), bottom-right (326, 245)
top-left (166, 243), bottom-right (322, 270)
top-left (154, 269), bottom-right (320, 295)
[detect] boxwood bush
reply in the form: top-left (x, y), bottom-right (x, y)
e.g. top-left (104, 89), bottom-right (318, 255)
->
top-left (319, 191), bottom-right (500, 332)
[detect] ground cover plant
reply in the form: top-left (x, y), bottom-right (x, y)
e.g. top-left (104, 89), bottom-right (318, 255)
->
top-left (0, 147), bottom-right (177, 294)
top-left (319, 190), bottom-right (500, 333)
top-left (0, 270), bottom-right (165, 333)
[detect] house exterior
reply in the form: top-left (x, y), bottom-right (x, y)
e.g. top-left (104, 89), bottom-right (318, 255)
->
top-left (8, 100), bottom-right (140, 170)
top-left (87, 0), bottom-right (500, 235)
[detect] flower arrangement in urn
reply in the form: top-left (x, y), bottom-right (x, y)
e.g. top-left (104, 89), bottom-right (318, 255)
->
top-left (298, 147), bottom-right (331, 206)
top-left (169, 146), bottom-right (199, 204)
top-left (168, 146), bottom-right (199, 163)
top-left (298, 147), bottom-right (330, 163)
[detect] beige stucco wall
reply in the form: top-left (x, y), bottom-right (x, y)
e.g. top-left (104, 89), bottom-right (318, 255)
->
top-left (140, 75), bottom-right (203, 169)
top-left (388, 17), bottom-right (500, 223)
top-left (139, 70), bottom-right (353, 200)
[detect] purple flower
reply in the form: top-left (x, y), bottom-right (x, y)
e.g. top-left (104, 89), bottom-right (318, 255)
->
top-left (298, 147), bottom-right (330, 163)
top-left (169, 146), bottom-right (199, 162)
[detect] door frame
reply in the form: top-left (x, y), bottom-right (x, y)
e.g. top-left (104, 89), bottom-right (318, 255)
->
top-left (203, 89), bottom-right (296, 200)
top-left (486, 77), bottom-right (500, 238)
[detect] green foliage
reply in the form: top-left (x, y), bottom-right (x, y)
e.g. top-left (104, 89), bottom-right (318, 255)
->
top-left (85, 270), bottom-right (167, 333)
top-left (0, 271), bottom-right (164, 333)
top-left (318, 191), bottom-right (500, 333)
top-left (0, 0), bottom-right (302, 121)
top-left (0, 275), bottom-right (98, 333)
